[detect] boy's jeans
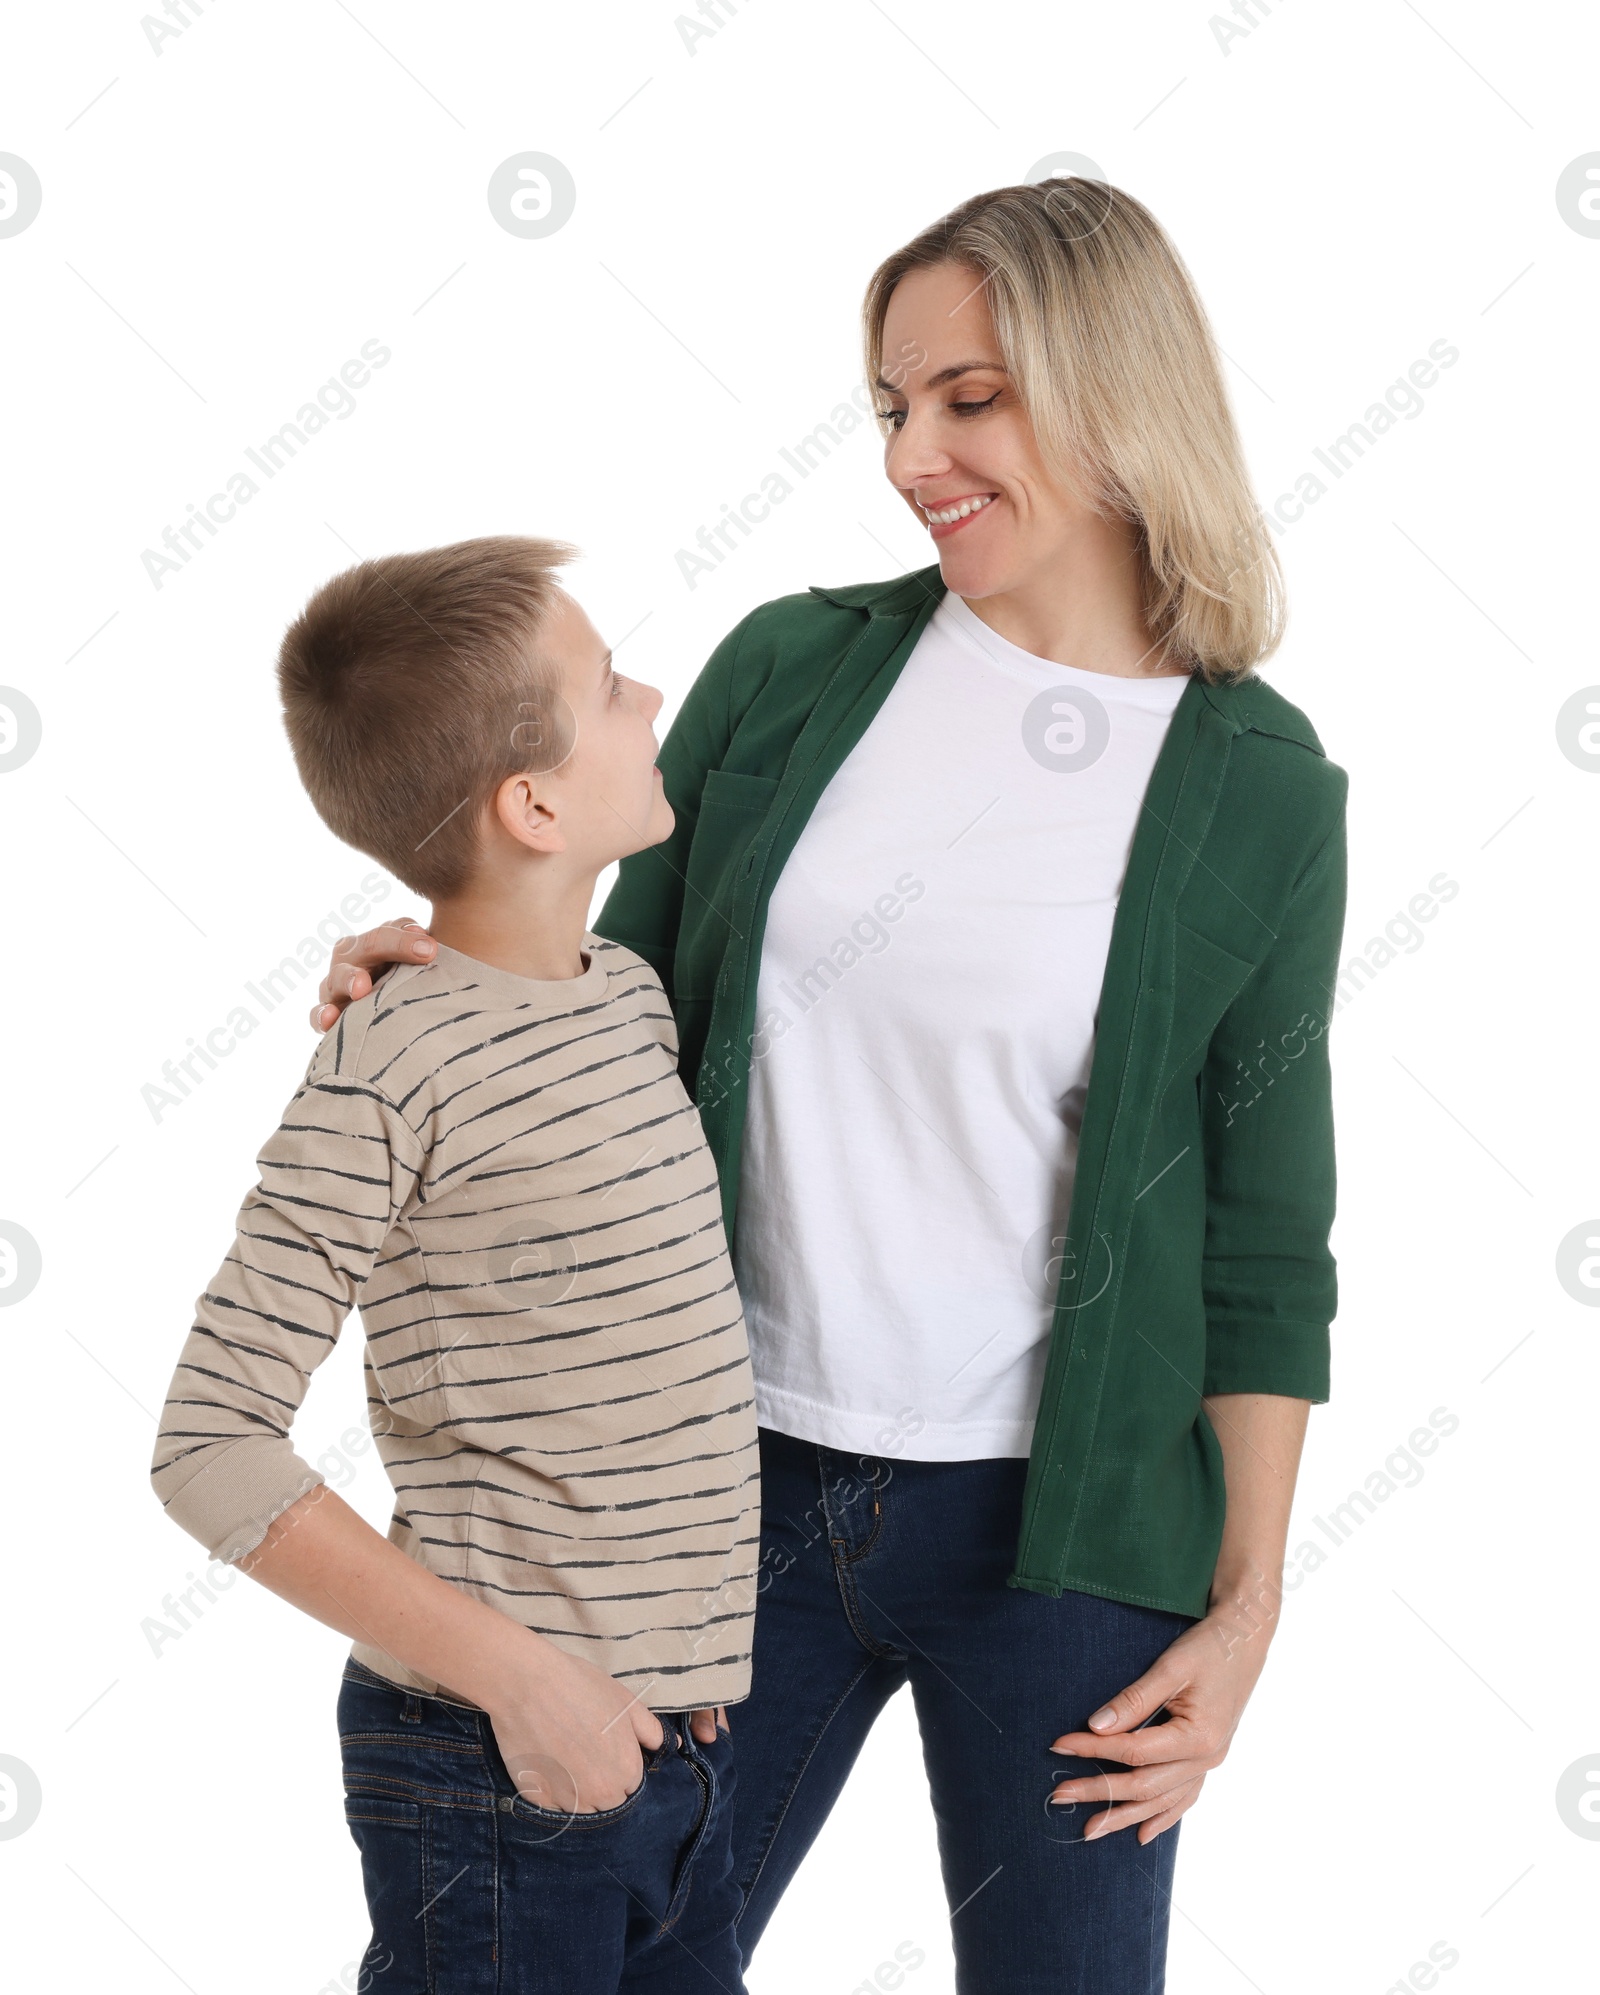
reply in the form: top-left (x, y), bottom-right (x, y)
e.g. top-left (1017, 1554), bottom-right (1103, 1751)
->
top-left (337, 1658), bottom-right (744, 1994)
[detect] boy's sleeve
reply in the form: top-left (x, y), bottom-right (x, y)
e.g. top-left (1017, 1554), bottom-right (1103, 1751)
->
top-left (1199, 783), bottom-right (1349, 1402)
top-left (150, 1059), bottom-right (425, 1562)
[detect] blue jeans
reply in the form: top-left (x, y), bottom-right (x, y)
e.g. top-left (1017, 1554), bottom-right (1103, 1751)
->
top-left (731, 1428), bottom-right (1197, 1994)
top-left (336, 1659), bottom-right (744, 1994)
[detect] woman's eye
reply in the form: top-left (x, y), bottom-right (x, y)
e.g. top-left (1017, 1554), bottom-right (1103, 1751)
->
top-left (611, 676), bottom-right (624, 698)
top-left (876, 392), bottom-right (999, 429)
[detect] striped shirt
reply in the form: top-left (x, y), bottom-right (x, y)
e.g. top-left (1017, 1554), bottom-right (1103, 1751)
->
top-left (150, 937), bottom-right (760, 1710)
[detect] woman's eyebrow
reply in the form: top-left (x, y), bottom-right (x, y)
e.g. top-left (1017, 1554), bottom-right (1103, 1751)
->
top-left (873, 360), bottom-right (1008, 394)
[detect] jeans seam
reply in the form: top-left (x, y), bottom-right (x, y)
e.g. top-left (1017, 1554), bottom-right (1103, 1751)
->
top-left (490, 1789), bottom-right (503, 1995)
top-left (420, 1805), bottom-right (437, 1995)
top-left (1143, 1822), bottom-right (1176, 1995)
top-left (836, 1463), bottom-right (888, 1563)
top-left (345, 1772), bottom-right (494, 1811)
top-left (660, 1751), bottom-right (715, 1935)
top-left (340, 1732), bottom-right (484, 1756)
top-left (816, 1446), bottom-right (889, 1564)
top-left (830, 1550), bottom-right (898, 1659)
top-left (815, 1447), bottom-right (897, 1658)
top-left (736, 1656), bottom-right (879, 1916)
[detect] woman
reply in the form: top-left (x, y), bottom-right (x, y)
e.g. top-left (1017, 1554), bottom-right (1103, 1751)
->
top-left (314, 177), bottom-right (1347, 1993)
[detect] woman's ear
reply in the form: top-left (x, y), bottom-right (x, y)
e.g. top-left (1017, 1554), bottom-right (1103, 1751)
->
top-left (493, 771), bottom-right (566, 854)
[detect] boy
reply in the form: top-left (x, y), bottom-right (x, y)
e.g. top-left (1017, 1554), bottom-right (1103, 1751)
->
top-left (150, 537), bottom-right (759, 1993)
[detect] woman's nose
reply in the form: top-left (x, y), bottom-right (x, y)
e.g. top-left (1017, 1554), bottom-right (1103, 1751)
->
top-left (885, 412), bottom-right (952, 491)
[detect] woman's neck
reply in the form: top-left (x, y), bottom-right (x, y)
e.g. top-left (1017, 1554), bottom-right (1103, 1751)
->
top-left (956, 514), bottom-right (1188, 679)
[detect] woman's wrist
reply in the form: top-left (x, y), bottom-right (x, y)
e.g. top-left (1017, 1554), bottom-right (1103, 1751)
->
top-left (1206, 1552), bottom-right (1287, 1650)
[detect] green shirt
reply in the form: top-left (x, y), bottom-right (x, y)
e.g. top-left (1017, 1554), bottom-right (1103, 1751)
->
top-left (597, 565), bottom-right (1348, 1619)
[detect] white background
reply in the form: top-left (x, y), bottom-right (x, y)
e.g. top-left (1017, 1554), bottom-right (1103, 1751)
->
top-left (2, 2), bottom-right (1597, 1990)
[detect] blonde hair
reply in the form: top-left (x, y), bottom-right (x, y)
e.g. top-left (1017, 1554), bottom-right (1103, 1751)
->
top-left (862, 178), bottom-right (1282, 682)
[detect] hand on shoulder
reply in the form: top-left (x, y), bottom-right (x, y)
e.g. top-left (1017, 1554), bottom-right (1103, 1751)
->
top-left (311, 917), bottom-right (438, 1031)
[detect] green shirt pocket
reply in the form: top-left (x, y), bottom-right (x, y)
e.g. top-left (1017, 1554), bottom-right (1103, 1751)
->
top-left (1162, 917), bottom-right (1263, 1091)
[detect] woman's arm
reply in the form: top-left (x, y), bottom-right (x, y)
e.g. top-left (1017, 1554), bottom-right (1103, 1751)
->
top-left (1203, 1391), bottom-right (1310, 1642)
top-left (1047, 1391), bottom-right (1308, 1841)
top-left (1050, 784), bottom-right (1348, 1840)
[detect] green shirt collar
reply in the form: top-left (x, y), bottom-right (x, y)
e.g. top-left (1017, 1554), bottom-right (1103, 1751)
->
top-left (808, 564), bottom-right (1326, 756)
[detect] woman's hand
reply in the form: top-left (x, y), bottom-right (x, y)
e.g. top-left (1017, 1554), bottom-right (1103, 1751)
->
top-left (1048, 1588), bottom-right (1277, 1844)
top-left (310, 917), bottom-right (437, 1031)
top-left (1050, 1392), bottom-right (1310, 1843)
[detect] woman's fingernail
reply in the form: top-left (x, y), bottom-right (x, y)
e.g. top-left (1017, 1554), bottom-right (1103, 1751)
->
top-left (1089, 1707), bottom-right (1115, 1730)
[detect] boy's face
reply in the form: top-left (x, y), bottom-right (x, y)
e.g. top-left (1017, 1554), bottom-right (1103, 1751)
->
top-left (538, 591), bottom-right (674, 867)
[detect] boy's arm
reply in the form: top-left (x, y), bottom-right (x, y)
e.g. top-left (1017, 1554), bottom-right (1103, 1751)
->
top-left (240, 1485), bottom-right (669, 1809)
top-left (149, 1064), bottom-right (421, 1555)
top-left (150, 1061), bottom-right (668, 1806)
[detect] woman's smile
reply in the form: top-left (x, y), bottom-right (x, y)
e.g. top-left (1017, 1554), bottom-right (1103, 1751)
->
top-left (919, 490), bottom-right (999, 538)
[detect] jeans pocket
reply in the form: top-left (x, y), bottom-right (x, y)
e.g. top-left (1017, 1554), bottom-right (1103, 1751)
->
top-left (337, 1670), bottom-right (494, 1818)
top-left (509, 1772), bottom-right (650, 1832)
top-left (492, 1733), bottom-right (670, 1840)
top-left (344, 1789), bottom-right (422, 1831)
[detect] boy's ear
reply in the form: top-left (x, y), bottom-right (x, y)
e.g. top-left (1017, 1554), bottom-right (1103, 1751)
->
top-left (493, 771), bottom-right (566, 855)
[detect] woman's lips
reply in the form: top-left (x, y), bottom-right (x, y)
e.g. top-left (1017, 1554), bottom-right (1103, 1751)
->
top-left (924, 494), bottom-right (999, 542)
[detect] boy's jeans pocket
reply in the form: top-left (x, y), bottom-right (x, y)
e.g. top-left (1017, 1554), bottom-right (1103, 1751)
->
top-left (336, 1663), bottom-right (746, 1994)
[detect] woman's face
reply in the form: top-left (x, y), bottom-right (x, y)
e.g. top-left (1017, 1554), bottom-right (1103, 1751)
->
top-left (877, 260), bottom-right (1098, 602)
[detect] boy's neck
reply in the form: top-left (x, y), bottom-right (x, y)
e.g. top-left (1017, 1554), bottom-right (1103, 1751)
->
top-left (428, 871), bottom-right (598, 983)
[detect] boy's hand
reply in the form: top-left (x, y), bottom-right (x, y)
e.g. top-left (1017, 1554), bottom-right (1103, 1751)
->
top-left (486, 1643), bottom-right (667, 1817)
top-left (688, 1707), bottom-right (729, 1744)
top-left (232, 1486), bottom-right (674, 1820)
top-left (310, 917), bottom-right (437, 1031)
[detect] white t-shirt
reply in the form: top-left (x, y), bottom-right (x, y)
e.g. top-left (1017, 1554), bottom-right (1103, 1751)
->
top-left (733, 589), bottom-right (1191, 1460)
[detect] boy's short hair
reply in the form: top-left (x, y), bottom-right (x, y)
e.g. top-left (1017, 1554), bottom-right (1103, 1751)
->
top-left (278, 535), bottom-right (579, 898)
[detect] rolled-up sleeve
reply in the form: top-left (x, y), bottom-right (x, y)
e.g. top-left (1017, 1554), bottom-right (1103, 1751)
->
top-left (150, 1066), bottom-right (423, 1561)
top-left (1199, 786), bottom-right (1348, 1401)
